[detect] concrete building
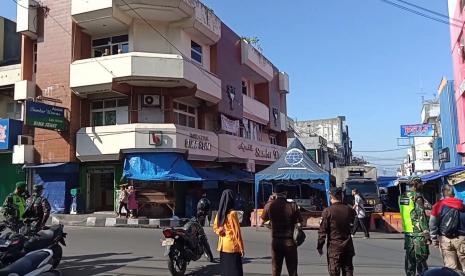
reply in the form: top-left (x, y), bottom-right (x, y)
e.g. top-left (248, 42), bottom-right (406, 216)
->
top-left (0, 16), bottom-right (27, 203)
top-left (293, 116), bottom-right (352, 167)
top-left (14, 0), bottom-right (289, 216)
top-left (448, 0), bottom-right (465, 161)
top-left (287, 136), bottom-right (330, 171)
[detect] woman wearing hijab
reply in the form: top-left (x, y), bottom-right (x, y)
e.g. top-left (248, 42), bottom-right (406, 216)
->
top-left (213, 189), bottom-right (245, 276)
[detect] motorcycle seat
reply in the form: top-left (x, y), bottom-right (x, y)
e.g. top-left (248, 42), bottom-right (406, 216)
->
top-left (0, 250), bottom-right (51, 275)
top-left (37, 230), bottom-right (54, 240)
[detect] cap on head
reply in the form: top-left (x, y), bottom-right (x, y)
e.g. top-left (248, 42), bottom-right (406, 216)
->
top-left (410, 177), bottom-right (423, 190)
top-left (33, 184), bottom-right (44, 192)
top-left (15, 181), bottom-right (26, 190)
top-left (330, 187), bottom-right (343, 200)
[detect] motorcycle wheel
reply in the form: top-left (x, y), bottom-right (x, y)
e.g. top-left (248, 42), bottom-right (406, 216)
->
top-left (51, 244), bottom-right (63, 269)
top-left (168, 248), bottom-right (187, 276)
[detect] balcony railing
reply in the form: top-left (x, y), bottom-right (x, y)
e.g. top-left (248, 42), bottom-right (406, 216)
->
top-left (241, 40), bottom-right (274, 82)
top-left (243, 96), bottom-right (269, 125)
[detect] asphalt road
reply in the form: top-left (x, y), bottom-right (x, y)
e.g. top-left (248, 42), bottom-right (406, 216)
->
top-left (59, 226), bottom-right (443, 276)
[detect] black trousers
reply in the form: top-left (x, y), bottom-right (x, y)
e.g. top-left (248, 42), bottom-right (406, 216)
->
top-left (328, 252), bottom-right (354, 276)
top-left (352, 217), bottom-right (369, 238)
top-left (118, 202), bottom-right (128, 217)
top-left (220, 252), bottom-right (243, 276)
top-left (272, 238), bottom-right (298, 276)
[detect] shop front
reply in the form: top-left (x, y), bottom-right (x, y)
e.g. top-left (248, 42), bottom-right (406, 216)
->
top-left (0, 119), bottom-right (25, 202)
top-left (76, 124), bottom-right (219, 217)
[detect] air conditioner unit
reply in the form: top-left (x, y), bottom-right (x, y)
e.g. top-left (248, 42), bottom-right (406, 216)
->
top-left (18, 135), bottom-right (33, 146)
top-left (142, 95), bottom-right (161, 107)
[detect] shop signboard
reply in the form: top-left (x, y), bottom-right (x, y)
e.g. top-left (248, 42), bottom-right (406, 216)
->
top-left (25, 101), bottom-right (66, 131)
top-left (0, 119), bottom-right (23, 151)
top-left (400, 124), bottom-right (434, 137)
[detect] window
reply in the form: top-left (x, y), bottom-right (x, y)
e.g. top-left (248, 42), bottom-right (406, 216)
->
top-left (92, 35), bottom-right (129, 57)
top-left (174, 101), bottom-right (197, 128)
top-left (33, 42), bottom-right (37, 74)
top-left (91, 98), bottom-right (128, 126)
top-left (191, 41), bottom-right (203, 64)
top-left (270, 135), bottom-right (277, 145)
top-left (242, 118), bottom-right (263, 141)
top-left (462, 0), bottom-right (465, 12)
top-left (461, 35), bottom-right (465, 63)
top-left (242, 81), bottom-right (248, 95)
top-left (6, 102), bottom-right (22, 120)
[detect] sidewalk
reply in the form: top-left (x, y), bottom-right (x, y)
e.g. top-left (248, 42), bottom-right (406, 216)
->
top-left (49, 212), bottom-right (185, 229)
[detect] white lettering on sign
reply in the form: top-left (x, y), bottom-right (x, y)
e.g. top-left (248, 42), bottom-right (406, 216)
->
top-left (185, 133), bottom-right (212, 151)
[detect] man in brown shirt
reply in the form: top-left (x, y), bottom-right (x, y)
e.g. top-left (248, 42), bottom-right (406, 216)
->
top-left (262, 192), bottom-right (303, 276)
top-left (317, 188), bottom-right (356, 276)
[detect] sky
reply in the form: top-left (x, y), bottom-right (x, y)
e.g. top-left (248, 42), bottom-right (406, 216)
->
top-left (1, 0), bottom-right (453, 174)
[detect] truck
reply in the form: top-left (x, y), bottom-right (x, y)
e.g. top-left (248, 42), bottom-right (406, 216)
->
top-left (331, 166), bottom-right (383, 213)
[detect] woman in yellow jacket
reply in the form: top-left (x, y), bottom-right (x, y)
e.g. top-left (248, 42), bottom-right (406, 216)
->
top-left (213, 189), bottom-right (244, 276)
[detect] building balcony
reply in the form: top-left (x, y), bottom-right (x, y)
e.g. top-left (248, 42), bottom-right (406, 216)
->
top-left (16, 0), bottom-right (37, 39)
top-left (14, 80), bottom-right (35, 101)
top-left (279, 72), bottom-right (289, 93)
top-left (243, 96), bottom-right (269, 125)
top-left (241, 40), bottom-right (274, 82)
top-left (72, 0), bottom-right (221, 43)
top-left (218, 134), bottom-right (285, 164)
top-left (76, 123), bottom-right (218, 162)
top-left (0, 64), bottom-right (21, 87)
top-left (70, 52), bottom-right (221, 103)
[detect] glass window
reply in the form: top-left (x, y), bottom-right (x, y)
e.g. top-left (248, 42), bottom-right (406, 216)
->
top-left (112, 35), bottom-right (129, 43)
top-left (92, 37), bottom-right (111, 47)
top-left (117, 98), bottom-right (129, 107)
top-left (92, 35), bottom-right (129, 57)
top-left (104, 110), bottom-right (116, 125)
top-left (104, 100), bottom-right (116, 108)
top-left (174, 101), bottom-right (197, 128)
top-left (191, 41), bottom-right (203, 64)
top-left (92, 112), bottom-right (103, 126)
top-left (91, 101), bottom-right (103, 110)
top-left (121, 43), bottom-right (129, 54)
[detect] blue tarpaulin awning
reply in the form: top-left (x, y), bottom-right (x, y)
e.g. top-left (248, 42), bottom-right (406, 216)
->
top-left (377, 176), bottom-right (398, 188)
top-left (123, 153), bottom-right (202, 181)
top-left (420, 166), bottom-right (465, 183)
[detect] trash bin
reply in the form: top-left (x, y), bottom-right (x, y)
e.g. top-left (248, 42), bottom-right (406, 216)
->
top-left (70, 188), bottom-right (80, 215)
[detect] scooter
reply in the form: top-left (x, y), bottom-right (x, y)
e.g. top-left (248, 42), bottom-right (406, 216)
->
top-left (161, 217), bottom-right (213, 276)
top-left (0, 249), bottom-right (59, 276)
top-left (0, 223), bottom-right (67, 269)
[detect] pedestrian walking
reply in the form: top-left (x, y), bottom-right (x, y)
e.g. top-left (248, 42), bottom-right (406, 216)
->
top-left (118, 185), bottom-right (129, 218)
top-left (261, 191), bottom-right (303, 276)
top-left (213, 189), bottom-right (244, 276)
top-left (317, 187), bottom-right (356, 276)
top-left (351, 188), bottom-right (369, 239)
top-left (127, 186), bottom-right (138, 218)
top-left (399, 177), bottom-right (431, 276)
top-left (429, 184), bottom-right (465, 272)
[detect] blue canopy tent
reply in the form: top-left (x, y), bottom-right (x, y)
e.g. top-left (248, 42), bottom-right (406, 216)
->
top-left (377, 176), bottom-right (398, 189)
top-left (420, 166), bottom-right (465, 183)
top-left (254, 138), bottom-right (331, 216)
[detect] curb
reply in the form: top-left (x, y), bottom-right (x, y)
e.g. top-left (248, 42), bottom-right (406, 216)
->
top-left (51, 216), bottom-right (187, 229)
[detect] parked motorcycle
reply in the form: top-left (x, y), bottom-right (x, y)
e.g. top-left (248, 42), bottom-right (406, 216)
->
top-left (161, 217), bottom-right (214, 276)
top-left (0, 249), bottom-right (59, 276)
top-left (0, 222), bottom-right (67, 269)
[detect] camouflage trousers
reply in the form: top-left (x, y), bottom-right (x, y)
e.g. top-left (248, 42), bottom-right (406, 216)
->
top-left (404, 234), bottom-right (429, 276)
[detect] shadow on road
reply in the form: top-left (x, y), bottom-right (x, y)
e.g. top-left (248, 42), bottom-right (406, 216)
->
top-left (59, 252), bottom-right (151, 276)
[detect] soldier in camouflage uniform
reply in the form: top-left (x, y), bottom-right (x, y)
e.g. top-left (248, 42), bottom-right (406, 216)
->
top-left (2, 181), bottom-right (29, 225)
top-left (400, 177), bottom-right (431, 276)
top-left (25, 184), bottom-right (51, 230)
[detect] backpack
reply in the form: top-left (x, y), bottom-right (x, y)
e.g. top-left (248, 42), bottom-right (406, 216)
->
top-left (440, 206), bottom-right (460, 238)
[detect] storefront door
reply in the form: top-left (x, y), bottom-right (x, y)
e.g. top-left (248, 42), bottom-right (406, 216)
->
top-left (87, 168), bottom-right (115, 212)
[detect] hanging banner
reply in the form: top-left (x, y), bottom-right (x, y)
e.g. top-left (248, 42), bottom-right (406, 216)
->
top-left (221, 114), bottom-right (239, 135)
top-left (25, 101), bottom-right (66, 131)
top-left (0, 119), bottom-right (23, 151)
top-left (400, 124), bottom-right (434, 137)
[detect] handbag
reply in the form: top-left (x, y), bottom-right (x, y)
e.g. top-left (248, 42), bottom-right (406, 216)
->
top-left (293, 223), bottom-right (306, 246)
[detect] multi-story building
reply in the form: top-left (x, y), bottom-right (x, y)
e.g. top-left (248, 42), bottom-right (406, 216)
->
top-left (0, 16), bottom-right (27, 202)
top-left (287, 136), bottom-right (331, 171)
top-left (14, 0), bottom-right (289, 216)
top-left (293, 116), bottom-right (352, 167)
top-left (438, 78), bottom-right (462, 169)
top-left (448, 0), bottom-right (465, 161)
